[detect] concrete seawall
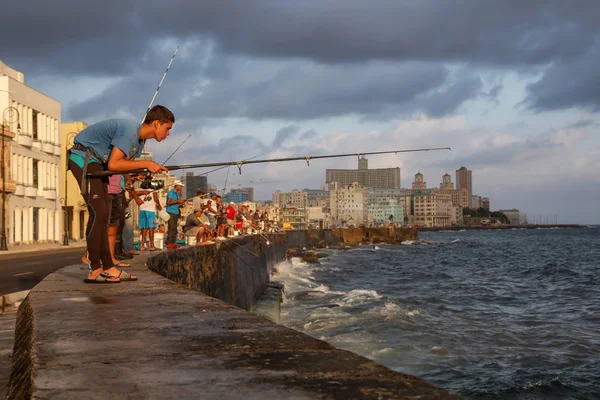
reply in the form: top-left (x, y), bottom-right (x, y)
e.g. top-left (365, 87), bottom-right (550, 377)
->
top-left (7, 227), bottom-right (464, 399)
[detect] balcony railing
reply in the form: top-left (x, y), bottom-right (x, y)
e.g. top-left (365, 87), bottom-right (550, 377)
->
top-left (42, 141), bottom-right (54, 154)
top-left (17, 133), bottom-right (32, 147)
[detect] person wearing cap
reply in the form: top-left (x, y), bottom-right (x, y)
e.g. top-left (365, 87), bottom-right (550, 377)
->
top-left (166, 180), bottom-right (184, 249)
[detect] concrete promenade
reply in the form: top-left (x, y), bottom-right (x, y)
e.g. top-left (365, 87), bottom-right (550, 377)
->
top-left (6, 230), bottom-right (463, 399)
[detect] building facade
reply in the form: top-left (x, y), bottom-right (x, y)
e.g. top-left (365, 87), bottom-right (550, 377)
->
top-left (61, 122), bottom-right (89, 241)
top-left (456, 166), bottom-right (472, 207)
top-left (272, 189), bottom-right (307, 208)
top-left (325, 157), bottom-right (401, 189)
top-left (410, 189), bottom-right (452, 227)
top-left (1, 61), bottom-right (62, 245)
top-left (329, 182), bottom-right (369, 226)
top-left (367, 199), bottom-right (405, 225)
top-left (181, 172), bottom-right (208, 198)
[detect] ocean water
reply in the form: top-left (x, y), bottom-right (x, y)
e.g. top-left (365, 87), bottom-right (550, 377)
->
top-left (268, 227), bottom-right (600, 399)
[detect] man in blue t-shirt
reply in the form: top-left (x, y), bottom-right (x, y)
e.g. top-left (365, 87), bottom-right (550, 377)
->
top-left (68, 105), bottom-right (173, 284)
top-left (165, 181), bottom-right (185, 248)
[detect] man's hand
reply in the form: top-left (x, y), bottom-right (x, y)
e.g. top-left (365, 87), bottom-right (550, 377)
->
top-left (147, 161), bottom-right (168, 174)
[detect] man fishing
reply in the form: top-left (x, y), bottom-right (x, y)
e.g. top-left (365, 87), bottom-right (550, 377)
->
top-left (68, 105), bottom-right (173, 283)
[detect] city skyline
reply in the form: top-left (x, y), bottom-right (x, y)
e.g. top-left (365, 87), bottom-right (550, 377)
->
top-left (1, 2), bottom-right (599, 224)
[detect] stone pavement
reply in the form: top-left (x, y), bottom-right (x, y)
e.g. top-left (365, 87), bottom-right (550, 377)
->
top-left (7, 252), bottom-right (464, 399)
top-left (0, 308), bottom-right (17, 399)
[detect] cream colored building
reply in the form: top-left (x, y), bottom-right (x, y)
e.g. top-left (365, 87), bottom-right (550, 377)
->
top-left (272, 189), bottom-right (307, 208)
top-left (367, 198), bottom-right (404, 225)
top-left (329, 182), bottom-right (368, 226)
top-left (1, 60), bottom-right (62, 245)
top-left (411, 190), bottom-right (452, 227)
top-left (61, 122), bottom-right (88, 241)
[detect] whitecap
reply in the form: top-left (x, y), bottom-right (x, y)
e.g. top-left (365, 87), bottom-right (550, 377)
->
top-left (372, 347), bottom-right (394, 356)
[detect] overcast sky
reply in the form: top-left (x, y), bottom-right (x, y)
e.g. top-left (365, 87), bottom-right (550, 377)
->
top-left (1, 1), bottom-right (599, 224)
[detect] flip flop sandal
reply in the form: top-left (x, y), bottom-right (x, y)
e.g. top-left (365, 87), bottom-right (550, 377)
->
top-left (126, 251), bottom-right (140, 255)
top-left (114, 261), bottom-right (131, 268)
top-left (117, 270), bottom-right (138, 282)
top-left (84, 272), bottom-right (120, 284)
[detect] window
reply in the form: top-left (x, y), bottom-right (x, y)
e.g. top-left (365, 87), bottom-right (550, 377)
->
top-left (32, 160), bottom-right (38, 188)
top-left (32, 110), bottom-right (38, 140)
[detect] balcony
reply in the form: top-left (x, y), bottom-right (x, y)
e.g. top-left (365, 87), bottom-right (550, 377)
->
top-left (43, 188), bottom-right (56, 200)
top-left (53, 145), bottom-right (61, 156)
top-left (25, 186), bottom-right (37, 197)
top-left (32, 140), bottom-right (42, 150)
top-left (14, 183), bottom-right (25, 196)
top-left (17, 133), bottom-right (32, 147)
top-left (42, 141), bottom-right (54, 154)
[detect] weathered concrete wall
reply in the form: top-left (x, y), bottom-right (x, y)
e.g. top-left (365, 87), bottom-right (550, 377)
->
top-left (147, 230), bottom-right (335, 310)
top-left (332, 226), bottom-right (418, 245)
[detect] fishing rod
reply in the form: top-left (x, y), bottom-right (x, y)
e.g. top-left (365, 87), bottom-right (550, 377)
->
top-left (142, 46), bottom-right (179, 152)
top-left (142, 46), bottom-right (179, 124)
top-left (200, 152), bottom-right (267, 177)
top-left (88, 147), bottom-right (451, 177)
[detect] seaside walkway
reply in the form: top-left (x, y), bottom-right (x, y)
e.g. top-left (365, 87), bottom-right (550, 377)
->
top-left (6, 233), bottom-right (463, 399)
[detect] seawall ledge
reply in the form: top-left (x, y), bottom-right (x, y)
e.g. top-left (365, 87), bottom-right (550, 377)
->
top-left (7, 228), bottom-right (463, 399)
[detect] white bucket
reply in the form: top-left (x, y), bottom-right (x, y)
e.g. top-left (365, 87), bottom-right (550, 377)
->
top-left (158, 209), bottom-right (170, 222)
top-left (154, 233), bottom-right (164, 249)
top-left (185, 236), bottom-right (197, 245)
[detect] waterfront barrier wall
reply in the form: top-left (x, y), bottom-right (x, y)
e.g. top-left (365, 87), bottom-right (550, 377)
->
top-left (7, 227), bottom-right (464, 399)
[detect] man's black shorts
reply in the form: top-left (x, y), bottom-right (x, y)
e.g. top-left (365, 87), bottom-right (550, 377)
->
top-left (107, 193), bottom-right (123, 227)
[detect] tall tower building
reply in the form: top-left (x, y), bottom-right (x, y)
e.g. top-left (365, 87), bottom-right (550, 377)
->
top-left (412, 172), bottom-right (427, 190)
top-left (440, 173), bottom-right (454, 189)
top-left (358, 156), bottom-right (368, 170)
top-left (456, 166), bottom-right (472, 206)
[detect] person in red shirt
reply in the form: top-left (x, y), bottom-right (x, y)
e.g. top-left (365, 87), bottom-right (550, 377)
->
top-left (225, 202), bottom-right (236, 237)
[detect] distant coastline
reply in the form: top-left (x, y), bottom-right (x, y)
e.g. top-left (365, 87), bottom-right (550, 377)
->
top-left (418, 224), bottom-right (583, 232)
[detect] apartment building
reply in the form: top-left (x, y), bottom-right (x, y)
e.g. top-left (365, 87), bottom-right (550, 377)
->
top-left (411, 189), bottom-right (452, 227)
top-left (1, 61), bottom-right (61, 245)
top-left (325, 157), bottom-right (401, 189)
top-left (329, 182), bottom-right (369, 226)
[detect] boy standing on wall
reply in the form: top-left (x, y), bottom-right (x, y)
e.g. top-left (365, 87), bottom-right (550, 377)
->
top-left (68, 105), bottom-right (173, 283)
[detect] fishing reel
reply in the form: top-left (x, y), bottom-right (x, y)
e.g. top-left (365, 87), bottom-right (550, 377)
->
top-left (139, 174), bottom-right (164, 190)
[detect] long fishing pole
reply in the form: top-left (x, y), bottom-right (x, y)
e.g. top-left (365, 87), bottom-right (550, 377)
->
top-left (142, 46), bottom-right (179, 153)
top-left (200, 152), bottom-right (267, 177)
top-left (141, 46), bottom-right (179, 124)
top-left (89, 147), bottom-right (451, 177)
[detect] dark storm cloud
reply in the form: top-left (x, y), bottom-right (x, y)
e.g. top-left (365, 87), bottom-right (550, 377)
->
top-left (3, 1), bottom-right (600, 115)
top-left (524, 41), bottom-right (600, 112)
top-left (272, 126), bottom-right (300, 149)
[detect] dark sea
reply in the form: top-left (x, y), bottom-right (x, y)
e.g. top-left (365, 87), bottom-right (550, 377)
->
top-left (271, 227), bottom-right (600, 399)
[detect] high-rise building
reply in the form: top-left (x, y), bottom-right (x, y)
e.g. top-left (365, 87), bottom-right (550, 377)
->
top-left (227, 187), bottom-right (254, 203)
top-left (2, 60), bottom-right (62, 245)
top-left (329, 182), bottom-right (369, 226)
top-left (181, 172), bottom-right (208, 199)
top-left (456, 166), bottom-right (473, 206)
top-left (326, 157), bottom-right (400, 189)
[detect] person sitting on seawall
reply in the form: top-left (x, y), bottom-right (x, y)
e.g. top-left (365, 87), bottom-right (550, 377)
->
top-left (165, 181), bottom-right (185, 249)
top-left (68, 105), bottom-right (173, 283)
top-left (183, 209), bottom-right (207, 244)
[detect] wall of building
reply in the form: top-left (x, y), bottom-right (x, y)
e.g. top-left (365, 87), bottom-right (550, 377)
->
top-left (1, 64), bottom-right (61, 245)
